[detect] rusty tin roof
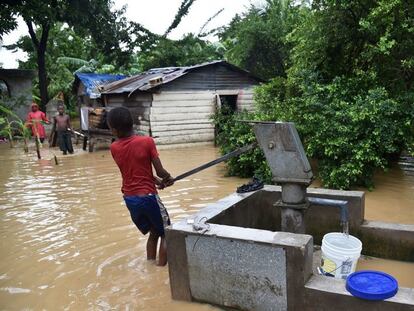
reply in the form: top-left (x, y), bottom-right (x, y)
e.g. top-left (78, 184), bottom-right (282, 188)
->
top-left (100, 60), bottom-right (263, 97)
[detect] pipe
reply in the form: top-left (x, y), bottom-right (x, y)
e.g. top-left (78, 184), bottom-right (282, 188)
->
top-left (307, 197), bottom-right (349, 224)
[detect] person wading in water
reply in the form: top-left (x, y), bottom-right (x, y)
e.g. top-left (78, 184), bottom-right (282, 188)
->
top-left (52, 104), bottom-right (74, 155)
top-left (107, 107), bottom-right (174, 266)
top-left (26, 102), bottom-right (49, 143)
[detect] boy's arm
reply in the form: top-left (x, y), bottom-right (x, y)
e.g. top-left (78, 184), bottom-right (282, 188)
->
top-left (152, 157), bottom-right (174, 187)
top-left (49, 117), bottom-right (56, 143)
top-left (51, 116), bottom-right (56, 132)
top-left (67, 115), bottom-right (72, 130)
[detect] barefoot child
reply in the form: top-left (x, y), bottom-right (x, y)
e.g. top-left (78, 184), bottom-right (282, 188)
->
top-left (107, 107), bottom-right (174, 266)
top-left (52, 104), bottom-right (74, 155)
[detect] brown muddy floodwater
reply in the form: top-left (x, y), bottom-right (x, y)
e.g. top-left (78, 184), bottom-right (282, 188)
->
top-left (0, 143), bottom-right (413, 310)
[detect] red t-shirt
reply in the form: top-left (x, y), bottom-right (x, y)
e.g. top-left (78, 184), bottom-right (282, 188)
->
top-left (110, 135), bottom-right (159, 196)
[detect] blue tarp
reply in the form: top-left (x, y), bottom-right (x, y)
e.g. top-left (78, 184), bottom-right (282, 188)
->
top-left (75, 73), bottom-right (126, 99)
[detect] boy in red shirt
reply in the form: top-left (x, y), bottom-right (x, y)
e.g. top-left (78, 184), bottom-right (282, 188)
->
top-left (107, 107), bottom-right (174, 266)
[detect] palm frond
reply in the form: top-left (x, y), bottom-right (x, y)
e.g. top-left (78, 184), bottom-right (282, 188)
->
top-left (57, 57), bottom-right (89, 67)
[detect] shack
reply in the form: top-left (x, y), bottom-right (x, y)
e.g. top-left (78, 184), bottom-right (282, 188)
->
top-left (0, 69), bottom-right (36, 120)
top-left (73, 73), bottom-right (126, 108)
top-left (100, 60), bottom-right (264, 146)
top-left (73, 73), bottom-right (126, 151)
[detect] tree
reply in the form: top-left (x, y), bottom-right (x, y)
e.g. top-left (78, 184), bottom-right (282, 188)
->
top-left (214, 0), bottom-right (414, 189)
top-left (219, 0), bottom-right (303, 80)
top-left (137, 0), bottom-right (224, 71)
top-left (11, 23), bottom-right (103, 112)
top-left (288, 0), bottom-right (414, 96)
top-left (164, 0), bottom-right (197, 37)
top-left (138, 34), bottom-right (224, 71)
top-left (1, 0), bottom-right (133, 110)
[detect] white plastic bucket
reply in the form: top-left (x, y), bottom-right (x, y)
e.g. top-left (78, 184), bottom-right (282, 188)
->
top-left (320, 232), bottom-right (362, 279)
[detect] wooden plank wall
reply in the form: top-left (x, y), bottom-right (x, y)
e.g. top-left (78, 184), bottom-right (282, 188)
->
top-left (105, 93), bottom-right (153, 135)
top-left (151, 91), bottom-right (216, 145)
top-left (236, 88), bottom-right (255, 112)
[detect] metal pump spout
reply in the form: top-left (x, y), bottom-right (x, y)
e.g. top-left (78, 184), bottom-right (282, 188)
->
top-left (307, 197), bottom-right (350, 235)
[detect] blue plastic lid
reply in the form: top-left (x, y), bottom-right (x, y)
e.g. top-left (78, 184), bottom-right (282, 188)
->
top-left (346, 270), bottom-right (398, 301)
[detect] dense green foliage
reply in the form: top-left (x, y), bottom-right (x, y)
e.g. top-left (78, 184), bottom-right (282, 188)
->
top-left (138, 34), bottom-right (224, 71)
top-left (1, 0), bottom-right (135, 109)
top-left (255, 74), bottom-right (412, 189)
top-left (13, 24), bottom-right (99, 112)
top-left (214, 0), bottom-right (414, 189)
top-left (218, 0), bottom-right (303, 80)
top-left (212, 107), bottom-right (272, 182)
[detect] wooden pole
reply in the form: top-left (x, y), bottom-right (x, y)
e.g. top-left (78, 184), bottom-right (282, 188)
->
top-left (172, 143), bottom-right (257, 182)
top-left (23, 138), bottom-right (28, 153)
top-left (32, 120), bottom-right (41, 159)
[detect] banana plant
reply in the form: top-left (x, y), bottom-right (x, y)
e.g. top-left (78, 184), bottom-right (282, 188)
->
top-left (0, 116), bottom-right (14, 148)
top-left (10, 119), bottom-right (31, 153)
top-left (57, 57), bottom-right (100, 73)
top-left (0, 104), bottom-right (31, 152)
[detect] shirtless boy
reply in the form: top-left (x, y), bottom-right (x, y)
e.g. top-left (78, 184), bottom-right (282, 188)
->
top-left (53, 104), bottom-right (74, 155)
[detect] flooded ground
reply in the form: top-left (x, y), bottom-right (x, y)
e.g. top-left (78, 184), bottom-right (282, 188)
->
top-left (363, 166), bottom-right (414, 224)
top-left (0, 142), bottom-right (413, 310)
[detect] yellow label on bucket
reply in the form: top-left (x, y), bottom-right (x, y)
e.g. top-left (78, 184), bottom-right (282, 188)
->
top-left (321, 256), bottom-right (336, 274)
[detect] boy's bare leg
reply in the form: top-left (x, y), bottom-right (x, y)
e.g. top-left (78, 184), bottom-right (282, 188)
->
top-left (147, 229), bottom-right (159, 260)
top-left (157, 237), bottom-right (167, 266)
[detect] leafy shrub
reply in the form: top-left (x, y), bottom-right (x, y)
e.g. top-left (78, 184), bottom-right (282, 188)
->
top-left (216, 73), bottom-right (413, 190)
top-left (211, 107), bottom-right (272, 182)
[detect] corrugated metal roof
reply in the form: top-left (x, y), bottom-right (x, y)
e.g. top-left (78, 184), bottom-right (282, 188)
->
top-left (100, 60), bottom-right (263, 97)
top-left (75, 73), bottom-right (126, 99)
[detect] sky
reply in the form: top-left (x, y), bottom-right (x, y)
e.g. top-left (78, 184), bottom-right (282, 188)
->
top-left (0, 0), bottom-right (264, 69)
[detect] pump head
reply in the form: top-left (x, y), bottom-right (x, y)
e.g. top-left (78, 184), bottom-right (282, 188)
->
top-left (253, 122), bottom-right (313, 185)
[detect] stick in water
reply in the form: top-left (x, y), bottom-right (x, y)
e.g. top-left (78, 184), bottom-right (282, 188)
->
top-left (68, 128), bottom-right (85, 137)
top-left (32, 120), bottom-right (41, 159)
top-left (53, 153), bottom-right (59, 165)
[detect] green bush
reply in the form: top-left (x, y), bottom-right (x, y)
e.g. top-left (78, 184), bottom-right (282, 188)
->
top-left (211, 107), bottom-right (273, 182)
top-left (213, 0), bottom-right (414, 190)
top-left (215, 73), bottom-right (413, 190)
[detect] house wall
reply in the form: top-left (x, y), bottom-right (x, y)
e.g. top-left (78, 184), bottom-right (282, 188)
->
top-left (76, 84), bottom-right (101, 108)
top-left (0, 70), bottom-right (34, 120)
top-left (151, 91), bottom-right (216, 144)
top-left (105, 92), bottom-right (153, 135)
top-left (77, 83), bottom-right (103, 131)
top-left (215, 88), bottom-right (255, 112)
top-left (236, 88), bottom-right (255, 112)
top-left (151, 64), bottom-right (260, 144)
top-left (104, 88), bottom-right (255, 145)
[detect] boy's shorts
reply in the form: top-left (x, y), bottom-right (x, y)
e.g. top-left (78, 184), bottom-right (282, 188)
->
top-left (124, 194), bottom-right (170, 236)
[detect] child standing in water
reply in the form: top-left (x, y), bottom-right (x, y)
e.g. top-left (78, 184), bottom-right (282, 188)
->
top-left (26, 102), bottom-right (49, 143)
top-left (52, 104), bottom-right (74, 155)
top-left (107, 107), bottom-right (174, 266)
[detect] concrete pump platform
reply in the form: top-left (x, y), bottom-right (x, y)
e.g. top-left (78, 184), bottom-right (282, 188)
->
top-left (166, 186), bottom-right (414, 311)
